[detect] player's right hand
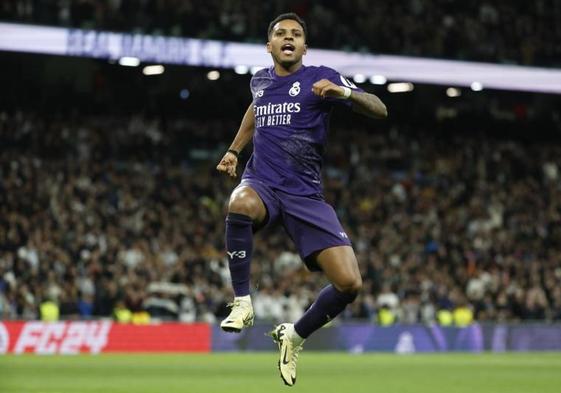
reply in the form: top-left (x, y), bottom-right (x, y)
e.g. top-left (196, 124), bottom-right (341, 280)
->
top-left (216, 151), bottom-right (238, 177)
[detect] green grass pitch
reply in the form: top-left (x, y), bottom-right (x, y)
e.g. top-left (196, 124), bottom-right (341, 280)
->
top-left (1, 353), bottom-right (561, 393)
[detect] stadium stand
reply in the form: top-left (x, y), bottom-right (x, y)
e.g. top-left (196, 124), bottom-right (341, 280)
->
top-left (1, 0), bottom-right (560, 66)
top-left (1, 109), bottom-right (561, 324)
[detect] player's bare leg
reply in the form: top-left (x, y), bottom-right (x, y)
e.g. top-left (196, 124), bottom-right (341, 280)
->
top-left (272, 246), bottom-right (362, 385)
top-left (220, 186), bottom-right (267, 333)
top-left (315, 246), bottom-right (363, 295)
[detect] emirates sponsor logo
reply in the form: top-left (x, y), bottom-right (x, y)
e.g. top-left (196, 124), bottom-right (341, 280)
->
top-left (254, 102), bottom-right (301, 127)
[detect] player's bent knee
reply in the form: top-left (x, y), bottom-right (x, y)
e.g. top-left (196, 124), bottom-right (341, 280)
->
top-left (228, 191), bottom-right (262, 219)
top-left (228, 198), bottom-right (257, 217)
top-left (336, 276), bottom-right (362, 299)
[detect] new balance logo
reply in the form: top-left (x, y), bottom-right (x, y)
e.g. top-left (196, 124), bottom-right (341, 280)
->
top-left (339, 232), bottom-right (348, 239)
top-left (227, 250), bottom-right (247, 259)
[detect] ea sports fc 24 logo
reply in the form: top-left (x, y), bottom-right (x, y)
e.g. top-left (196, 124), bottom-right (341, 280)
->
top-left (1, 321), bottom-right (111, 354)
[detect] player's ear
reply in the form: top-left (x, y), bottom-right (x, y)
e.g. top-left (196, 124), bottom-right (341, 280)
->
top-left (303, 43), bottom-right (307, 55)
top-left (266, 41), bottom-right (272, 53)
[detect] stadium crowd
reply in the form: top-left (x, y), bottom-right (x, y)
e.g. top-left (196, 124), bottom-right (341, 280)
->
top-left (1, 0), bottom-right (560, 67)
top-left (1, 110), bottom-right (561, 325)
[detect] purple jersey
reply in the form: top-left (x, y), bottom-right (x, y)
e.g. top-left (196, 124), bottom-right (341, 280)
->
top-left (242, 65), bottom-right (363, 196)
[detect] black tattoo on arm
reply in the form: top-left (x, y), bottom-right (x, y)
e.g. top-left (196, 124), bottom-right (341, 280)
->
top-left (349, 91), bottom-right (388, 119)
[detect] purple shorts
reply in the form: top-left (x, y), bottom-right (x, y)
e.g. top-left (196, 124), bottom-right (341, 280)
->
top-left (237, 178), bottom-right (352, 271)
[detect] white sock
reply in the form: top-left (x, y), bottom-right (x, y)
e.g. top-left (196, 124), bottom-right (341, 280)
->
top-left (235, 295), bottom-right (252, 303)
top-left (288, 324), bottom-right (305, 346)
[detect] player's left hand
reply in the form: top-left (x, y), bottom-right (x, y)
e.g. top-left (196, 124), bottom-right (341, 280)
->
top-left (216, 151), bottom-right (238, 178)
top-left (312, 79), bottom-right (346, 99)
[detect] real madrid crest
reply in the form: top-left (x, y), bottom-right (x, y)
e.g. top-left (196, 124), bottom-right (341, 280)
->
top-left (289, 81), bottom-right (301, 97)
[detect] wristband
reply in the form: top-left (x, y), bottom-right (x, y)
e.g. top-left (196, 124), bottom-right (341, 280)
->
top-left (227, 149), bottom-right (240, 158)
top-left (341, 86), bottom-right (352, 99)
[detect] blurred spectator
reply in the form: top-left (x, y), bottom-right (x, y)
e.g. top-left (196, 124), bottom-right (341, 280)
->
top-left (437, 309), bottom-right (453, 326)
top-left (377, 283), bottom-right (400, 315)
top-left (114, 301), bottom-right (132, 323)
top-left (453, 298), bottom-right (474, 327)
top-left (39, 298), bottom-right (59, 322)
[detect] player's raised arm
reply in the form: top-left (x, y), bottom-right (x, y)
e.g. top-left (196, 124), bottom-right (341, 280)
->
top-left (216, 104), bottom-right (255, 178)
top-left (312, 78), bottom-right (388, 119)
top-left (348, 89), bottom-right (388, 119)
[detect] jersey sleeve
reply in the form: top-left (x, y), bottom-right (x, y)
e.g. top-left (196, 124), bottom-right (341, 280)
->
top-left (318, 66), bottom-right (364, 107)
top-left (249, 67), bottom-right (275, 100)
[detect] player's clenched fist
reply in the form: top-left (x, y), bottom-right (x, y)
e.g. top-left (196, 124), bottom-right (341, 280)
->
top-left (312, 79), bottom-right (346, 99)
top-left (216, 151), bottom-right (238, 177)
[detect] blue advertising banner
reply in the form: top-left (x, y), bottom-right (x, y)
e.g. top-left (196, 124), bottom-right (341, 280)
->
top-left (212, 323), bottom-right (561, 352)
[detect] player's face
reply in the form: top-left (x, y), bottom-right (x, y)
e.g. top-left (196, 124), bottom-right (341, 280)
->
top-left (267, 19), bottom-right (307, 69)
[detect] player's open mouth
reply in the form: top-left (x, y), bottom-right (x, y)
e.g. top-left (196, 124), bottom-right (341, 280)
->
top-left (281, 44), bottom-right (295, 55)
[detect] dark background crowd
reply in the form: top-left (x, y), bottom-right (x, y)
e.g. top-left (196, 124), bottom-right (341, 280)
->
top-left (1, 0), bottom-right (561, 67)
top-left (1, 103), bottom-right (561, 324)
top-left (1, 1), bottom-right (561, 325)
